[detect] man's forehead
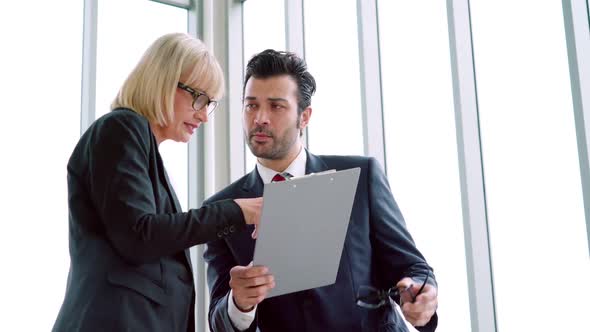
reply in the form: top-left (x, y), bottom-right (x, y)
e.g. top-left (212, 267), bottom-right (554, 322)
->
top-left (247, 75), bottom-right (296, 88)
top-left (244, 76), bottom-right (298, 99)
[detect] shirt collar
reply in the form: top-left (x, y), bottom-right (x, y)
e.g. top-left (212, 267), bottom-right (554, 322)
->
top-left (256, 147), bottom-right (307, 184)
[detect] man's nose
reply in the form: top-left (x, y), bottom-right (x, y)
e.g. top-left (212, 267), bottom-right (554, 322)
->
top-left (254, 108), bottom-right (270, 125)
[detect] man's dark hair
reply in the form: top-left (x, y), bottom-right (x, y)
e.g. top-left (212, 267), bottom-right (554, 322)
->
top-left (244, 49), bottom-right (316, 115)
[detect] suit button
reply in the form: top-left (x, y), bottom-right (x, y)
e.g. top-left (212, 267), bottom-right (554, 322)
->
top-left (223, 227), bottom-right (229, 235)
top-left (217, 231), bottom-right (223, 238)
top-left (229, 225), bottom-right (235, 233)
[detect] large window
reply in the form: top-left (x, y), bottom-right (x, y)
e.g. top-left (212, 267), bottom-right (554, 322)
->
top-left (4, 1), bottom-right (590, 331)
top-left (304, 0), bottom-right (364, 155)
top-left (0, 2), bottom-right (83, 330)
top-left (242, 0), bottom-right (286, 172)
top-left (378, 1), bottom-right (471, 331)
top-left (95, 0), bottom-right (189, 208)
top-left (471, 1), bottom-right (590, 331)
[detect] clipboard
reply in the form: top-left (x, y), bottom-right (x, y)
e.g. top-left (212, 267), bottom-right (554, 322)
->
top-left (253, 167), bottom-right (361, 298)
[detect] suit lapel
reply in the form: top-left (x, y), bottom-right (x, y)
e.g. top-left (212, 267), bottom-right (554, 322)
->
top-left (241, 165), bottom-right (265, 195)
top-left (305, 150), bottom-right (329, 174)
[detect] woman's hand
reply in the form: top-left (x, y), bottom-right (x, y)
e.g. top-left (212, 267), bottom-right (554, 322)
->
top-left (234, 197), bottom-right (263, 239)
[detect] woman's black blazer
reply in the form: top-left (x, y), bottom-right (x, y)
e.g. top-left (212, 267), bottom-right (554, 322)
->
top-left (52, 108), bottom-right (246, 331)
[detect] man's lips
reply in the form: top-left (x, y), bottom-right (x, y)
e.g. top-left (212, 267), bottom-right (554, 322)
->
top-left (251, 132), bottom-right (272, 142)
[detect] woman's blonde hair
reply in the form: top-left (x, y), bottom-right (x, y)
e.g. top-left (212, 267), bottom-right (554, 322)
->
top-left (112, 33), bottom-right (224, 126)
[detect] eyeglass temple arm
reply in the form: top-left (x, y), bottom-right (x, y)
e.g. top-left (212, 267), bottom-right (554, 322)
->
top-left (411, 272), bottom-right (430, 302)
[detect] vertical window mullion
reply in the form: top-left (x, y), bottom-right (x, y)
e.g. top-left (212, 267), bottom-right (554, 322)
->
top-left (80, 0), bottom-right (98, 135)
top-left (187, 1), bottom-right (207, 330)
top-left (357, 0), bottom-right (385, 165)
top-left (447, 0), bottom-right (497, 331)
top-left (285, 0), bottom-right (308, 148)
top-left (563, 0), bottom-right (590, 257)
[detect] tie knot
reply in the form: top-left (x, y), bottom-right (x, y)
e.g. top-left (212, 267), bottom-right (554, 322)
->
top-left (271, 172), bottom-right (292, 182)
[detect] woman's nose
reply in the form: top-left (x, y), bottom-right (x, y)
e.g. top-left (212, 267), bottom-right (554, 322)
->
top-left (195, 108), bottom-right (209, 123)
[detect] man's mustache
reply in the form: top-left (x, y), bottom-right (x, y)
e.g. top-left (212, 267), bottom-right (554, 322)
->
top-left (249, 127), bottom-right (273, 137)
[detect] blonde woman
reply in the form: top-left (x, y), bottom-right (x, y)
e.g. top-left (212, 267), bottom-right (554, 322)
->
top-left (53, 33), bottom-right (261, 332)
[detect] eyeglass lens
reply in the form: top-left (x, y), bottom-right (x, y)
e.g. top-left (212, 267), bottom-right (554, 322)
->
top-left (355, 272), bottom-right (430, 309)
top-left (356, 285), bottom-right (387, 308)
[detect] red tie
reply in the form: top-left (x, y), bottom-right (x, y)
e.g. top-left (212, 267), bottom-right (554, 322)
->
top-left (271, 172), bottom-right (292, 182)
top-left (272, 173), bottom-right (287, 182)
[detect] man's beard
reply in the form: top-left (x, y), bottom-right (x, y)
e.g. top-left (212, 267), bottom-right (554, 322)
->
top-left (246, 124), bottom-right (299, 160)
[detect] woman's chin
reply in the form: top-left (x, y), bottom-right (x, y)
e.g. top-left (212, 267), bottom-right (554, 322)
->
top-left (180, 134), bottom-right (192, 143)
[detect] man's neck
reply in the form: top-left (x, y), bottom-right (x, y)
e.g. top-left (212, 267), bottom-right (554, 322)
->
top-left (258, 143), bottom-right (302, 172)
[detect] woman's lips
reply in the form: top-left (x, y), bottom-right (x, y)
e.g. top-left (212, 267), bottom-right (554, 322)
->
top-left (185, 122), bottom-right (199, 134)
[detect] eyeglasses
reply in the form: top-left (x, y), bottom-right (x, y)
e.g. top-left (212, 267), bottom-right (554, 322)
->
top-left (356, 272), bottom-right (430, 309)
top-left (177, 82), bottom-right (218, 115)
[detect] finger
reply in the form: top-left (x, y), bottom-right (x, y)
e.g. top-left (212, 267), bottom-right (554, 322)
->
top-left (396, 277), bottom-right (413, 290)
top-left (402, 301), bottom-right (436, 319)
top-left (233, 282), bottom-right (276, 307)
top-left (404, 291), bottom-right (438, 313)
top-left (236, 280), bottom-right (276, 298)
top-left (421, 283), bottom-right (437, 294)
top-left (401, 305), bottom-right (427, 326)
top-left (251, 225), bottom-right (258, 239)
top-left (236, 275), bottom-right (275, 289)
top-left (229, 265), bottom-right (248, 277)
top-left (398, 277), bottom-right (433, 303)
top-left (401, 299), bottom-right (437, 326)
top-left (242, 266), bottom-right (270, 279)
top-left (231, 265), bottom-right (269, 278)
top-left (414, 286), bottom-right (437, 304)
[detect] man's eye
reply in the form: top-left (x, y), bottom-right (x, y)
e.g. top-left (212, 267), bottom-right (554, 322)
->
top-left (245, 104), bottom-right (257, 110)
top-left (271, 104), bottom-right (284, 110)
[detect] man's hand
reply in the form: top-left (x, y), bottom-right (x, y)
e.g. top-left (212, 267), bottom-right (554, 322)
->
top-left (396, 277), bottom-right (438, 327)
top-left (229, 264), bottom-right (275, 311)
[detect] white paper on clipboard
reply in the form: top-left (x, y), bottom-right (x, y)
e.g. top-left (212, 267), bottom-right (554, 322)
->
top-left (253, 167), bottom-right (361, 298)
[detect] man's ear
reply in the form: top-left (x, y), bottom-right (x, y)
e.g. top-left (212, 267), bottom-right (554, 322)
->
top-left (299, 107), bottom-right (312, 131)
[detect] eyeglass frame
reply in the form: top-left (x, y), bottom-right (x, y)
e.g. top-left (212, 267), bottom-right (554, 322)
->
top-left (355, 272), bottom-right (430, 309)
top-left (177, 82), bottom-right (218, 115)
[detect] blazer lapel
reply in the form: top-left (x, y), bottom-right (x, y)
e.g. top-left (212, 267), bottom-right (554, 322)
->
top-left (158, 157), bottom-right (192, 269)
top-left (241, 166), bottom-right (265, 195)
top-left (162, 169), bottom-right (182, 212)
top-left (305, 150), bottom-right (330, 174)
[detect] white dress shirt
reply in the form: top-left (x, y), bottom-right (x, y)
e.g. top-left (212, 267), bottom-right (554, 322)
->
top-left (228, 147), bottom-right (307, 330)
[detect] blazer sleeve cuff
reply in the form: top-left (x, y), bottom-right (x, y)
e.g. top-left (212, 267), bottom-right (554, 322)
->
top-left (206, 199), bottom-right (248, 240)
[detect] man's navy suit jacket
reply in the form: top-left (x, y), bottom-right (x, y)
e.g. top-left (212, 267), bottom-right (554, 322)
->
top-left (204, 151), bottom-right (438, 332)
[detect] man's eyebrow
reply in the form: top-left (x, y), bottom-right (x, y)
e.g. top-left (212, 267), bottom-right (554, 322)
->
top-left (244, 96), bottom-right (288, 103)
top-left (268, 97), bottom-right (288, 103)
